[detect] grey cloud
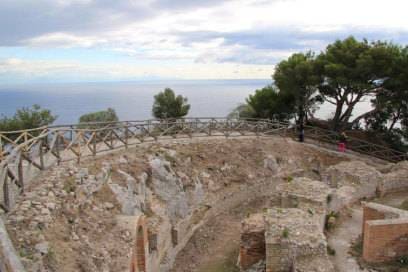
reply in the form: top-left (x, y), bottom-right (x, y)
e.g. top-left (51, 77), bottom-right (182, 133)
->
top-left (176, 27), bottom-right (408, 52)
top-left (152, 0), bottom-right (233, 10)
top-left (0, 0), bottom-right (155, 46)
top-left (178, 27), bottom-right (408, 65)
top-left (0, 0), bottom-right (238, 46)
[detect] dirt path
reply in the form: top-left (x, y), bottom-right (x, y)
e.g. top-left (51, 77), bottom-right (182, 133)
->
top-left (171, 198), bottom-right (268, 272)
top-left (328, 192), bottom-right (408, 272)
top-left (328, 206), bottom-right (367, 272)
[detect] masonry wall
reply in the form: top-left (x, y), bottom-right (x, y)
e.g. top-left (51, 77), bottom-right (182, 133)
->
top-left (362, 203), bottom-right (408, 263)
top-left (363, 219), bottom-right (408, 263)
top-left (240, 232), bottom-right (265, 269)
top-left (265, 241), bottom-right (292, 272)
top-left (362, 205), bottom-right (386, 235)
top-left (130, 216), bottom-right (149, 272)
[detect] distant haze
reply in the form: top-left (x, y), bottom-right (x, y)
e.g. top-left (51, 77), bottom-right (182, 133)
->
top-left (0, 80), bottom-right (373, 125)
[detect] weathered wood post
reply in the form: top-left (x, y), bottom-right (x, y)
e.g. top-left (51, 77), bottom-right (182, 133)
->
top-left (92, 132), bottom-right (97, 156)
top-left (2, 166), bottom-right (9, 212)
top-left (39, 137), bottom-right (45, 170)
top-left (125, 122), bottom-right (129, 149)
top-left (0, 136), bottom-right (3, 163)
top-left (17, 153), bottom-right (24, 192)
top-left (55, 134), bottom-right (61, 165)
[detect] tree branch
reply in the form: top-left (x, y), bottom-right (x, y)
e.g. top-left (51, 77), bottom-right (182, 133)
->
top-left (350, 108), bottom-right (378, 126)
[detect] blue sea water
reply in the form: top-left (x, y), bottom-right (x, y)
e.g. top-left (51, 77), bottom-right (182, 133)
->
top-left (0, 79), bottom-right (372, 125)
top-left (0, 80), bottom-right (270, 125)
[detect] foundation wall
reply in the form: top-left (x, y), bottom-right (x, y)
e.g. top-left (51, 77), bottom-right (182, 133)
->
top-left (362, 203), bottom-right (408, 263)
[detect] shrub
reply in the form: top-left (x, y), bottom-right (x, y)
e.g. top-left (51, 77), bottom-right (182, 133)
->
top-left (282, 228), bottom-right (289, 238)
top-left (0, 104), bottom-right (56, 132)
top-left (152, 88), bottom-right (190, 119)
top-left (79, 108), bottom-right (118, 125)
top-left (327, 245), bottom-right (336, 256)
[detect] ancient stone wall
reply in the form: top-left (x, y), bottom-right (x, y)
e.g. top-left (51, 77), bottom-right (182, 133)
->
top-left (130, 216), bottom-right (148, 272)
top-left (362, 203), bottom-right (408, 263)
top-left (239, 213), bottom-right (266, 270)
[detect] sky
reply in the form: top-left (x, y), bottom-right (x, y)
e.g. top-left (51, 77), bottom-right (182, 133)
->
top-left (1, 0), bottom-right (408, 83)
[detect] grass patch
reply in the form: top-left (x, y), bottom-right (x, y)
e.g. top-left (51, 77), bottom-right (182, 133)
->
top-left (349, 236), bottom-right (363, 257)
top-left (325, 211), bottom-right (339, 231)
top-left (327, 245), bottom-right (336, 256)
top-left (63, 177), bottom-right (76, 193)
top-left (400, 199), bottom-right (408, 211)
top-left (282, 228), bottom-right (289, 238)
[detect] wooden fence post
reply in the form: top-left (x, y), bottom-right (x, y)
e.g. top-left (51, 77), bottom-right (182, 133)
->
top-left (125, 123), bottom-right (129, 149)
top-left (17, 154), bottom-right (24, 192)
top-left (92, 133), bottom-right (97, 156)
top-left (3, 166), bottom-right (9, 212)
top-left (39, 138), bottom-right (45, 170)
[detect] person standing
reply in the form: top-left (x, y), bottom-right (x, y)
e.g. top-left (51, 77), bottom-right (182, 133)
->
top-left (338, 132), bottom-right (347, 152)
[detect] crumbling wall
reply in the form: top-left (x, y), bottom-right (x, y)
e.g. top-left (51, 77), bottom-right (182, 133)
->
top-left (239, 213), bottom-right (266, 270)
top-left (130, 216), bottom-right (148, 272)
top-left (322, 161), bottom-right (381, 201)
top-left (264, 208), bottom-right (333, 272)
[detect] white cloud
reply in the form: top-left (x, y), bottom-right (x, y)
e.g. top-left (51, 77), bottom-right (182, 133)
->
top-left (0, 58), bottom-right (274, 81)
top-left (1, 0), bottom-right (408, 81)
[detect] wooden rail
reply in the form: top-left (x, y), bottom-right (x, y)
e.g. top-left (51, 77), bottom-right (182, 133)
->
top-left (0, 118), bottom-right (406, 212)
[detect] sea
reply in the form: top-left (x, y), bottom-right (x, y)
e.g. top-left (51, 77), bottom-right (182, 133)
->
top-left (0, 79), bottom-right (371, 125)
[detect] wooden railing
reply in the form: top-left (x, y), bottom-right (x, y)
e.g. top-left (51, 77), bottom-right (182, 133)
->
top-left (0, 118), bottom-right (406, 212)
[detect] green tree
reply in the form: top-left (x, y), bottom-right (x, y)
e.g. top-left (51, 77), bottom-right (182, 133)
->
top-left (79, 108), bottom-right (119, 124)
top-left (228, 104), bottom-right (256, 119)
top-left (315, 37), bottom-right (397, 130)
top-left (246, 85), bottom-right (296, 120)
top-left (273, 52), bottom-right (322, 127)
top-left (362, 45), bottom-right (408, 151)
top-left (0, 104), bottom-right (57, 132)
top-left (152, 88), bottom-right (190, 119)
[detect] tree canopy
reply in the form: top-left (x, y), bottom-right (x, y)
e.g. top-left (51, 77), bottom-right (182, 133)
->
top-left (79, 108), bottom-right (119, 124)
top-left (245, 85), bottom-right (296, 121)
top-left (0, 104), bottom-right (56, 132)
top-left (234, 36), bottom-right (408, 151)
top-left (273, 52), bottom-right (322, 124)
top-left (152, 88), bottom-right (190, 119)
top-left (315, 37), bottom-right (399, 130)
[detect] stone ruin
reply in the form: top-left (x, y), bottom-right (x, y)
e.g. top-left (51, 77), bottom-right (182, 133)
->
top-left (1, 137), bottom-right (408, 272)
top-left (362, 202), bottom-right (408, 263)
top-left (239, 177), bottom-right (333, 272)
top-left (239, 160), bottom-right (408, 272)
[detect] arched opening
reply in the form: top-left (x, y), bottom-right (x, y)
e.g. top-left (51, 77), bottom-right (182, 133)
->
top-left (130, 216), bottom-right (148, 272)
top-left (136, 226), bottom-right (146, 272)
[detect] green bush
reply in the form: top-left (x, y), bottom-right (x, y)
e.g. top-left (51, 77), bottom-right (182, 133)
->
top-left (282, 228), bottom-right (289, 238)
top-left (79, 108), bottom-right (118, 124)
top-left (0, 104), bottom-right (56, 132)
top-left (152, 88), bottom-right (190, 119)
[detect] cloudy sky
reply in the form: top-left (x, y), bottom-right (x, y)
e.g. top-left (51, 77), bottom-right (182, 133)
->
top-left (1, 0), bottom-right (408, 83)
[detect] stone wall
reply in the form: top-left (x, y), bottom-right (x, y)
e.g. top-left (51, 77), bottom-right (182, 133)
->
top-left (362, 203), bottom-right (408, 263)
top-left (130, 215), bottom-right (148, 272)
top-left (239, 213), bottom-right (266, 270)
top-left (264, 208), bottom-right (333, 272)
